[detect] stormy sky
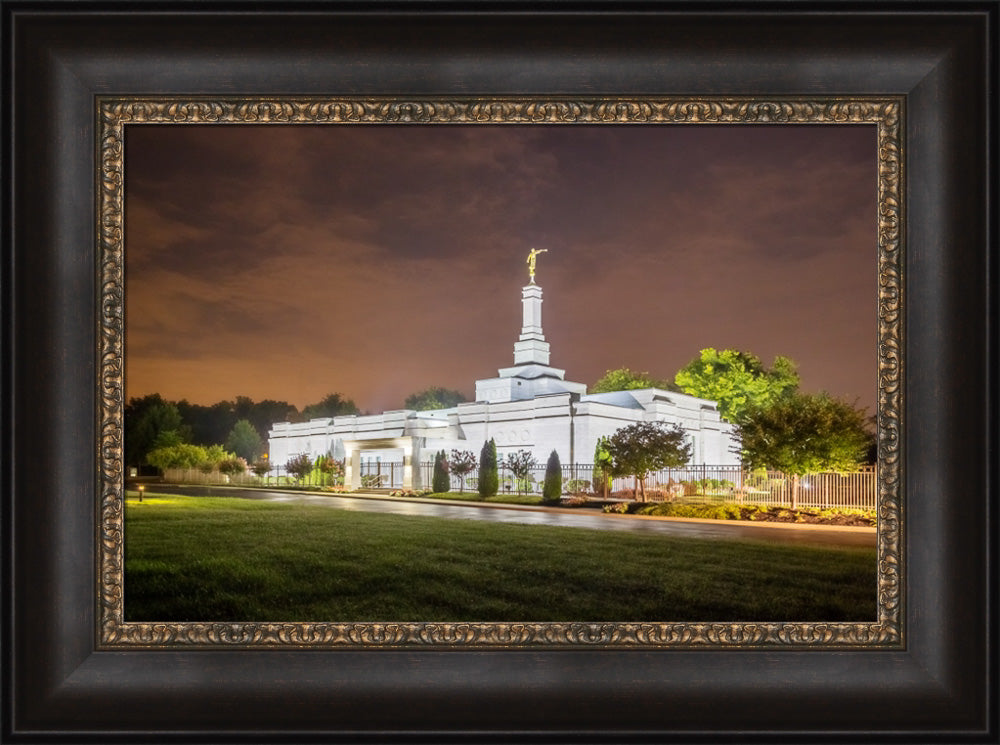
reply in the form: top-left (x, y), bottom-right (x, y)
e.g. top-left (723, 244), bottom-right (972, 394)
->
top-left (124, 123), bottom-right (878, 415)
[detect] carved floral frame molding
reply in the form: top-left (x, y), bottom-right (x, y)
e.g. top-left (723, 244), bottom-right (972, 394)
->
top-left (97, 97), bottom-right (903, 648)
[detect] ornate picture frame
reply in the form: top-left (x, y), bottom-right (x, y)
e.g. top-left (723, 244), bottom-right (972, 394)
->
top-left (99, 96), bottom-right (902, 649)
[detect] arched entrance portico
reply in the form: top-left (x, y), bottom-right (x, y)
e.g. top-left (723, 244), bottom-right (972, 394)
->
top-left (342, 436), bottom-right (424, 490)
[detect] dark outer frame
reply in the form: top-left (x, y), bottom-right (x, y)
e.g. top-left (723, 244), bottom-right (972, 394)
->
top-left (4, 2), bottom-right (995, 741)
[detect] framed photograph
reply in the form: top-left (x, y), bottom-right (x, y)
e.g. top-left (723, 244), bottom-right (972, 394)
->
top-left (5, 2), bottom-right (994, 741)
top-left (105, 99), bottom-right (895, 645)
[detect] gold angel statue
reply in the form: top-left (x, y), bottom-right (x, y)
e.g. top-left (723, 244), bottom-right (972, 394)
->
top-left (526, 248), bottom-right (548, 282)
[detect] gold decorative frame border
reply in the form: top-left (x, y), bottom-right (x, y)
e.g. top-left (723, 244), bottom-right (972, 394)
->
top-left (97, 97), bottom-right (903, 648)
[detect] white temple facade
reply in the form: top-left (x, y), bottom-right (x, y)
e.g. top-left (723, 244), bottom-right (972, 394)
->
top-left (269, 275), bottom-right (739, 489)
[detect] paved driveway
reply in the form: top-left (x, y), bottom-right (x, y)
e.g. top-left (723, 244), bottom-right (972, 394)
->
top-left (143, 484), bottom-right (877, 547)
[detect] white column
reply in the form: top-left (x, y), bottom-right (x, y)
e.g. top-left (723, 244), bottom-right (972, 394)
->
top-left (345, 447), bottom-right (361, 489)
top-left (408, 440), bottom-right (423, 490)
top-left (401, 443), bottom-right (413, 489)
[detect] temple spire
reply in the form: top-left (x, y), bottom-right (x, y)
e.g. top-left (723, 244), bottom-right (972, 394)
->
top-left (513, 283), bottom-right (550, 366)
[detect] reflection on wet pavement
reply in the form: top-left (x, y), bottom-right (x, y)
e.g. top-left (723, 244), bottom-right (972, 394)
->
top-left (147, 485), bottom-right (875, 547)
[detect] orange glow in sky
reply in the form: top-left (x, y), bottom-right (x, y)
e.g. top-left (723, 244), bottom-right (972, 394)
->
top-left (125, 124), bottom-right (877, 414)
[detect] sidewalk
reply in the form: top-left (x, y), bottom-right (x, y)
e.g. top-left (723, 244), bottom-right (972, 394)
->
top-left (346, 489), bottom-right (877, 534)
top-left (155, 482), bottom-right (876, 536)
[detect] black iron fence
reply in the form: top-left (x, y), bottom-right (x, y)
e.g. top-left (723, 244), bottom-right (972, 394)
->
top-left (417, 463), bottom-right (877, 510)
top-left (163, 463), bottom-right (876, 510)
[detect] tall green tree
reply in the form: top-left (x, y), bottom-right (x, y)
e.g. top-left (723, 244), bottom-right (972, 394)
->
top-left (432, 450), bottom-right (451, 493)
top-left (301, 392), bottom-right (359, 420)
top-left (404, 387), bottom-right (468, 411)
top-left (477, 439), bottom-right (499, 498)
top-left (151, 428), bottom-right (184, 450)
top-left (175, 397), bottom-right (297, 446)
top-left (590, 367), bottom-right (676, 394)
top-left (591, 436), bottom-right (613, 499)
top-left (734, 393), bottom-right (873, 509)
top-left (125, 394), bottom-right (188, 468)
top-left (608, 422), bottom-right (692, 502)
top-left (449, 450), bottom-right (477, 493)
top-left (232, 395), bottom-right (255, 423)
top-left (542, 450), bottom-right (563, 503)
top-left (175, 399), bottom-right (235, 447)
top-left (225, 419), bottom-right (264, 462)
top-left (246, 399), bottom-right (297, 436)
top-left (673, 348), bottom-right (799, 422)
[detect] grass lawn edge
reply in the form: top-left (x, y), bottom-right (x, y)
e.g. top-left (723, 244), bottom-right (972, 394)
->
top-left (124, 493), bottom-right (877, 622)
top-left (133, 485), bottom-right (876, 533)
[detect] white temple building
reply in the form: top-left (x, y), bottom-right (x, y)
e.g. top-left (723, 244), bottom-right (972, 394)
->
top-left (269, 269), bottom-right (738, 490)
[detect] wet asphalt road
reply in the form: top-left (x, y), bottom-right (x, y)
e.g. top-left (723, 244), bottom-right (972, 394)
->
top-left (142, 484), bottom-right (876, 547)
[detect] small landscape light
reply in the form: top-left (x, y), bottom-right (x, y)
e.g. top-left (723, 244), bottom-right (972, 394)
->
top-left (137, 484), bottom-right (144, 502)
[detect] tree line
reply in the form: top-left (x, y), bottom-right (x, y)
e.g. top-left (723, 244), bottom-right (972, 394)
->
top-left (596, 347), bottom-right (876, 507)
top-left (125, 387), bottom-right (468, 473)
top-left (128, 348), bottom-right (874, 503)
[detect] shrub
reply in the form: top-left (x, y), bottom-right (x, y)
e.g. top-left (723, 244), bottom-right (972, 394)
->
top-left (146, 443), bottom-right (209, 472)
top-left (515, 476), bottom-right (536, 494)
top-left (217, 457), bottom-right (247, 475)
top-left (203, 444), bottom-right (230, 469)
top-left (503, 450), bottom-right (536, 494)
top-left (390, 489), bottom-right (430, 498)
top-left (542, 450), bottom-right (562, 503)
top-left (449, 450), bottom-right (477, 493)
top-left (591, 436), bottom-right (613, 499)
top-left (285, 453), bottom-right (313, 482)
top-left (251, 460), bottom-right (271, 478)
top-left (432, 450), bottom-right (451, 493)
top-left (477, 439), bottom-right (499, 498)
top-left (564, 479), bottom-right (591, 494)
top-left (312, 454), bottom-right (344, 486)
top-left (602, 502), bottom-right (630, 514)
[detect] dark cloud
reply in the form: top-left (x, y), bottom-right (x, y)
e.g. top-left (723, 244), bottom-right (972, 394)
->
top-left (125, 124), bottom-right (877, 413)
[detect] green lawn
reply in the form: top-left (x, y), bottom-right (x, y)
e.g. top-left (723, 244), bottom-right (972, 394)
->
top-left (124, 494), bottom-right (877, 623)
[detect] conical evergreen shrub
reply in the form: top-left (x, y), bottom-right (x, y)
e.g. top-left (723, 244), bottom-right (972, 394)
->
top-left (543, 449), bottom-right (562, 503)
top-left (432, 450), bottom-right (450, 493)
top-left (477, 439), bottom-right (499, 498)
